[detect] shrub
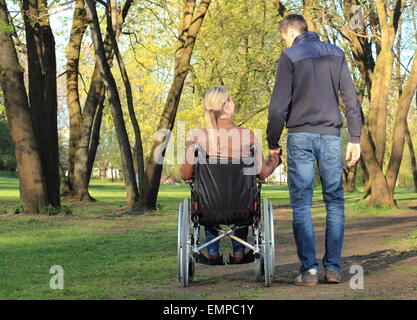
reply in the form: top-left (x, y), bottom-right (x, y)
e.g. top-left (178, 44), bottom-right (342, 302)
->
top-left (60, 205), bottom-right (73, 215)
top-left (10, 204), bottom-right (24, 214)
top-left (39, 205), bottom-right (73, 216)
top-left (40, 205), bottom-right (60, 216)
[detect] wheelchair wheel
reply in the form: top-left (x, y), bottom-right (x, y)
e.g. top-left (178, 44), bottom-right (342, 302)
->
top-left (177, 202), bottom-right (183, 282)
top-left (269, 201), bottom-right (276, 280)
top-left (263, 198), bottom-right (275, 287)
top-left (179, 198), bottom-right (191, 287)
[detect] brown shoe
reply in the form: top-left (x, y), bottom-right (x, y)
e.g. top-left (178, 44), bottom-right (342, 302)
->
top-left (324, 269), bottom-right (342, 283)
top-left (233, 252), bottom-right (244, 262)
top-left (294, 269), bottom-right (318, 287)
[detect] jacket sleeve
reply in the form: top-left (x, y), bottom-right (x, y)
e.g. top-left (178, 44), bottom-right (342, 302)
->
top-left (339, 55), bottom-right (363, 143)
top-left (179, 139), bottom-right (197, 180)
top-left (252, 132), bottom-right (281, 179)
top-left (266, 52), bottom-right (293, 150)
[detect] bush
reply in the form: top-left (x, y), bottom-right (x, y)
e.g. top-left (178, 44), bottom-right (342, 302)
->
top-left (39, 205), bottom-right (73, 216)
top-left (10, 204), bottom-right (24, 214)
top-left (60, 205), bottom-right (73, 215)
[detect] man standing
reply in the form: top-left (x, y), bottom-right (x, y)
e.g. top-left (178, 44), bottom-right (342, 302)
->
top-left (267, 15), bottom-right (362, 286)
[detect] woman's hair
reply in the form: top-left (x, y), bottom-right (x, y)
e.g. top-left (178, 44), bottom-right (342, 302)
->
top-left (202, 85), bottom-right (230, 154)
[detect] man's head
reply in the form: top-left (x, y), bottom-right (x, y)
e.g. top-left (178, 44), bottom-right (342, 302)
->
top-left (279, 14), bottom-right (308, 48)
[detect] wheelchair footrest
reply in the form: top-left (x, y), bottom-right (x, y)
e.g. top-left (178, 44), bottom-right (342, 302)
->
top-left (227, 250), bottom-right (255, 265)
top-left (196, 253), bottom-right (225, 266)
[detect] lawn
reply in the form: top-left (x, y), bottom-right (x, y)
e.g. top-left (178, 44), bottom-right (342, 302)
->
top-left (0, 171), bottom-right (416, 299)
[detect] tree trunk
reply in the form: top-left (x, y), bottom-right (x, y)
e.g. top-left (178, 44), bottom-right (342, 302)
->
top-left (405, 121), bottom-right (417, 192)
top-left (59, 164), bottom-right (71, 195)
top-left (107, 0), bottom-right (146, 210)
top-left (0, 0), bottom-right (48, 213)
top-left (87, 88), bottom-right (105, 185)
top-left (385, 49), bottom-right (417, 193)
top-left (303, 0), bottom-right (318, 32)
top-left (343, 163), bottom-right (357, 192)
top-left (360, 129), bottom-right (395, 208)
top-left (22, 0), bottom-right (60, 207)
top-left (270, 0), bottom-right (288, 17)
top-left (66, 0), bottom-right (87, 190)
top-left (368, 0), bottom-right (404, 167)
top-left (143, 0), bottom-right (211, 209)
top-left (71, 0), bottom-right (132, 201)
top-left (85, 0), bottom-right (139, 208)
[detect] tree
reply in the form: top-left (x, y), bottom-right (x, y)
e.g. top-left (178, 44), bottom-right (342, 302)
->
top-left (143, 0), bottom-right (212, 209)
top-left (0, 0), bottom-right (48, 213)
top-left (69, 0), bottom-right (133, 202)
top-left (85, 0), bottom-right (139, 208)
top-left (66, 0), bottom-right (88, 190)
top-left (22, 0), bottom-right (60, 207)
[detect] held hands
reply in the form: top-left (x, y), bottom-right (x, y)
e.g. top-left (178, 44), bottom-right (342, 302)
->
top-left (345, 142), bottom-right (361, 167)
top-left (269, 147), bottom-right (283, 166)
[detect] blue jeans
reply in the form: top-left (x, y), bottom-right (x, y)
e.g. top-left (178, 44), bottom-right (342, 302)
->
top-left (205, 226), bottom-right (248, 255)
top-left (287, 133), bottom-right (345, 273)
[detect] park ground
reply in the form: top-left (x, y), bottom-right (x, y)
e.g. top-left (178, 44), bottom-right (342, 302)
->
top-left (0, 171), bottom-right (416, 300)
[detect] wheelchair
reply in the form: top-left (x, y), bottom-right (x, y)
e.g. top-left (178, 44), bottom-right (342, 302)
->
top-left (177, 146), bottom-right (275, 287)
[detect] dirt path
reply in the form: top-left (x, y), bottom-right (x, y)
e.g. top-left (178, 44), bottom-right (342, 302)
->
top-left (140, 203), bottom-right (417, 300)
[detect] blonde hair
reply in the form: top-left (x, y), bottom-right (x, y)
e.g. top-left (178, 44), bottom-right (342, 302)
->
top-left (202, 85), bottom-right (231, 154)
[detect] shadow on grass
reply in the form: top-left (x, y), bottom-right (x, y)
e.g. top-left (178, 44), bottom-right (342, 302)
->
top-left (189, 249), bottom-right (417, 286)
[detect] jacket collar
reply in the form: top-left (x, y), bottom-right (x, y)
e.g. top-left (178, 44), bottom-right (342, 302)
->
top-left (292, 31), bottom-right (320, 47)
top-left (217, 117), bottom-right (235, 127)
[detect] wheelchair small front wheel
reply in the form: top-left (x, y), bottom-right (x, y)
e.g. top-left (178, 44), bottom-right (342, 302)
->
top-left (188, 256), bottom-right (195, 282)
top-left (254, 256), bottom-right (264, 282)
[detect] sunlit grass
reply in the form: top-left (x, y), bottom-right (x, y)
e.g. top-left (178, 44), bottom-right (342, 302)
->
top-left (0, 171), bottom-right (416, 299)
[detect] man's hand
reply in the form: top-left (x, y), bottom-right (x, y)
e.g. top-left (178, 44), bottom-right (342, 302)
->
top-left (345, 142), bottom-right (361, 167)
top-left (269, 147), bottom-right (282, 156)
top-left (269, 147), bottom-right (283, 166)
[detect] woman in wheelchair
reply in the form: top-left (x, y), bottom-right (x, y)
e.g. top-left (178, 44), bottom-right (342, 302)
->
top-left (180, 85), bottom-right (281, 265)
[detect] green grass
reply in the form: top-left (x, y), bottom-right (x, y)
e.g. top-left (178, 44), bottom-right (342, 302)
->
top-left (0, 171), bottom-right (415, 299)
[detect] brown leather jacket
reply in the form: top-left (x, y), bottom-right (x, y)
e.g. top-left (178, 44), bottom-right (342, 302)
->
top-left (180, 118), bottom-right (280, 180)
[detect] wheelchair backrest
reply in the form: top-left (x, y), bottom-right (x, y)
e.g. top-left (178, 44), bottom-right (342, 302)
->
top-left (193, 147), bottom-right (258, 226)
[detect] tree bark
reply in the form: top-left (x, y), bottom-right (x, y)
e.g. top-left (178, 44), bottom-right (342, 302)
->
top-left (66, 0), bottom-right (87, 190)
top-left (143, 0), bottom-right (211, 209)
top-left (71, 0), bottom-right (133, 201)
top-left (270, 0), bottom-right (288, 17)
top-left (360, 129), bottom-right (395, 208)
top-left (0, 0), bottom-right (48, 213)
top-left (87, 88), bottom-right (105, 185)
top-left (368, 0), bottom-right (404, 167)
top-left (107, 0), bottom-right (146, 210)
top-left (85, 0), bottom-right (139, 208)
top-left (405, 121), bottom-right (417, 192)
top-left (385, 49), bottom-right (417, 193)
top-left (59, 164), bottom-right (71, 195)
top-left (303, 0), bottom-right (318, 32)
top-left (22, 0), bottom-right (60, 207)
top-left (343, 164), bottom-right (357, 192)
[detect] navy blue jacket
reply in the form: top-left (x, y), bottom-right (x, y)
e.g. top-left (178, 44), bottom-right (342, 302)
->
top-left (266, 32), bottom-right (362, 149)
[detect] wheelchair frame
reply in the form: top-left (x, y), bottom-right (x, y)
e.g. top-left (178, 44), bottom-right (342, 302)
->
top-left (178, 178), bottom-right (276, 287)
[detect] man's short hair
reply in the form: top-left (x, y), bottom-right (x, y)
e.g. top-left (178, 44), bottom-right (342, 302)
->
top-left (278, 14), bottom-right (308, 34)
